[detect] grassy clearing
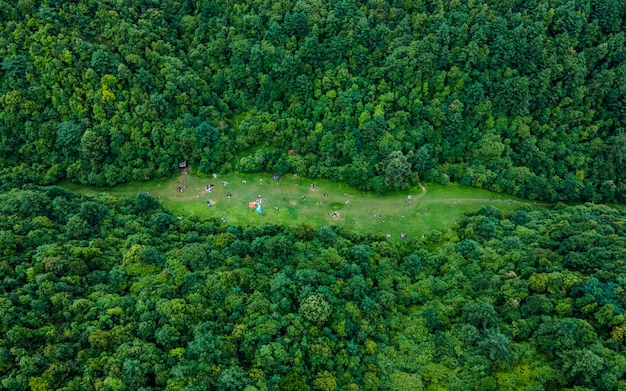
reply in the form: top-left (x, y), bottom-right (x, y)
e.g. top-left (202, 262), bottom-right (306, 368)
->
top-left (63, 171), bottom-right (544, 240)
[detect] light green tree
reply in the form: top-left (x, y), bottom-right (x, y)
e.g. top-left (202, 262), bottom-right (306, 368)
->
top-left (299, 294), bottom-right (331, 325)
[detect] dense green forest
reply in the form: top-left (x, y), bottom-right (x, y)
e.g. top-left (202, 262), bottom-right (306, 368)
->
top-left (1, 186), bottom-right (626, 390)
top-left (1, 0), bottom-right (625, 201)
top-left (2, 1), bottom-right (626, 389)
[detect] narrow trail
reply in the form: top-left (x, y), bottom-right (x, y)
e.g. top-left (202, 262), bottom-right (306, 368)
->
top-left (417, 181), bottom-right (427, 195)
top-left (419, 198), bottom-right (553, 206)
top-left (414, 182), bottom-right (553, 206)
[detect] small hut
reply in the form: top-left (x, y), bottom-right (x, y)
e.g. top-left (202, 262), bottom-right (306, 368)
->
top-left (178, 161), bottom-right (188, 169)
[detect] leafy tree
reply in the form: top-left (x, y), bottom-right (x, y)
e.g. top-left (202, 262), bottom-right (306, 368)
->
top-left (462, 301), bottom-right (498, 330)
top-left (279, 371), bottom-right (311, 391)
top-left (64, 215), bottom-right (91, 239)
top-left (313, 371), bottom-right (337, 391)
top-left (151, 213), bottom-right (172, 234)
top-left (478, 329), bottom-right (513, 368)
top-left (80, 130), bottom-right (108, 164)
top-left (79, 201), bottom-right (109, 226)
top-left (299, 294), bottom-right (332, 325)
top-left (379, 151), bottom-right (412, 191)
top-left (216, 366), bottom-right (250, 391)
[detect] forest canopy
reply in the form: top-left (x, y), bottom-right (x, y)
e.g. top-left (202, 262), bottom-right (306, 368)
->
top-left (3, 1), bottom-right (626, 389)
top-left (0, 0), bottom-right (625, 202)
top-left (1, 186), bottom-right (626, 390)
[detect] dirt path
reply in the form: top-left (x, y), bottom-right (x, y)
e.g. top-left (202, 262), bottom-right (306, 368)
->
top-left (413, 182), bottom-right (553, 206)
top-left (418, 181), bottom-right (427, 195)
top-left (420, 197), bottom-right (553, 206)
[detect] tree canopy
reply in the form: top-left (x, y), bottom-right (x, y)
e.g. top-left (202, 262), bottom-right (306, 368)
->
top-left (1, 185), bottom-right (626, 389)
top-left (0, 0), bottom-right (625, 201)
top-left (2, 1), bottom-right (626, 387)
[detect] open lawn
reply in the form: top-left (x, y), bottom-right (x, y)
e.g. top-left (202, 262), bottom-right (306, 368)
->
top-left (63, 172), bottom-right (544, 239)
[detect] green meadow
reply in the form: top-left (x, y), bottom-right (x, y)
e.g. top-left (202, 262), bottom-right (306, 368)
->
top-left (62, 171), bottom-right (544, 239)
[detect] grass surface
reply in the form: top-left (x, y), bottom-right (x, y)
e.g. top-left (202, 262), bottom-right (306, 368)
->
top-left (62, 172), bottom-right (545, 240)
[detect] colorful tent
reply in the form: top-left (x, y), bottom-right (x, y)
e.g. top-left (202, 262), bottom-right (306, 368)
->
top-left (248, 201), bottom-right (257, 208)
top-left (256, 204), bottom-right (263, 214)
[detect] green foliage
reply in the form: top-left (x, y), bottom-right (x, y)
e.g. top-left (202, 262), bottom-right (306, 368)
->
top-left (216, 367), bottom-right (250, 391)
top-left (3, 0), bottom-right (626, 369)
top-left (313, 371), bottom-right (337, 391)
top-left (299, 294), bottom-right (332, 325)
top-left (79, 201), bottom-right (109, 226)
top-left (151, 212), bottom-right (172, 234)
top-left (4, 185), bottom-right (625, 389)
top-left (64, 215), bottom-right (91, 239)
top-left (380, 151), bottom-right (412, 191)
top-left (80, 130), bottom-right (108, 163)
top-left (0, 0), bottom-right (624, 200)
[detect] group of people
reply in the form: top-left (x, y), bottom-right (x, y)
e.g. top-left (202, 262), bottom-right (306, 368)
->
top-left (196, 176), bottom-right (416, 239)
